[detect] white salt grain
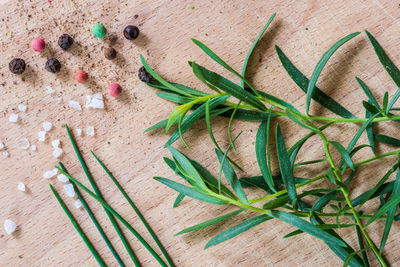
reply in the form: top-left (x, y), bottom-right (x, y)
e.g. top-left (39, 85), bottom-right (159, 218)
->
top-left (76, 128), bottom-right (82, 136)
top-left (30, 145), bottom-right (36, 151)
top-left (64, 184), bottom-right (75, 197)
top-left (0, 140), bottom-right (4, 150)
top-left (18, 104), bottom-right (27, 112)
top-left (4, 220), bottom-right (16, 235)
top-left (43, 168), bottom-right (58, 179)
top-left (56, 97), bottom-right (62, 104)
top-left (74, 200), bottom-right (82, 209)
top-left (43, 121), bottom-right (52, 132)
top-left (9, 113), bottom-right (18, 123)
top-left (51, 139), bottom-right (60, 148)
top-left (86, 126), bottom-right (95, 136)
top-left (17, 138), bottom-right (30, 150)
top-left (38, 131), bottom-right (46, 142)
top-left (53, 147), bottom-right (63, 158)
top-left (17, 182), bottom-right (26, 192)
top-left (57, 174), bottom-right (69, 183)
top-left (85, 93), bottom-right (104, 109)
top-left (46, 86), bottom-right (54, 94)
top-left (69, 101), bottom-right (82, 111)
top-left (2, 151), bottom-right (9, 157)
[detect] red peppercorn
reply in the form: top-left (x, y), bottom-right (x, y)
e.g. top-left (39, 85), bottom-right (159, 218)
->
top-left (108, 83), bottom-right (121, 97)
top-left (31, 38), bottom-right (45, 52)
top-left (75, 70), bottom-right (88, 83)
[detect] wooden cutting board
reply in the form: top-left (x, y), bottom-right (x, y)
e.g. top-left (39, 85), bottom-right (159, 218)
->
top-left (1, 0), bottom-right (400, 266)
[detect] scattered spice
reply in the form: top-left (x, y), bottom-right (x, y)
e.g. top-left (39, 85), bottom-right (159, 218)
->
top-left (75, 70), bottom-right (88, 83)
top-left (17, 182), bottom-right (26, 192)
top-left (123, 25), bottom-right (139, 40)
top-left (38, 131), bottom-right (46, 142)
top-left (17, 138), bottom-right (30, 150)
top-left (43, 121), bottom-right (53, 132)
top-left (92, 23), bottom-right (107, 38)
top-left (86, 126), bottom-right (95, 136)
top-left (57, 174), bottom-right (68, 183)
top-left (58, 34), bottom-right (74, 50)
top-left (138, 66), bottom-right (153, 83)
top-left (18, 104), bottom-right (27, 112)
top-left (104, 47), bottom-right (117, 60)
top-left (64, 184), bottom-right (75, 197)
top-left (68, 101), bottom-right (82, 110)
top-left (86, 93), bottom-right (104, 109)
top-left (31, 38), bottom-right (45, 52)
top-left (108, 83), bottom-right (121, 97)
top-left (74, 200), bottom-right (82, 209)
top-left (45, 58), bottom-right (61, 73)
top-left (9, 113), bottom-right (19, 123)
top-left (43, 168), bottom-right (58, 179)
top-left (9, 58), bottom-right (26, 74)
top-left (4, 220), bottom-right (16, 235)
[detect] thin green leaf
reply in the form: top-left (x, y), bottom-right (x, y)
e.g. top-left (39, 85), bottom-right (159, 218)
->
top-left (375, 134), bottom-right (400, 147)
top-left (276, 45), bottom-right (356, 118)
top-left (219, 108), bottom-right (277, 121)
top-left (216, 149), bottom-right (248, 204)
top-left (227, 101), bottom-right (241, 152)
top-left (205, 215), bottom-right (272, 248)
top-left (168, 146), bottom-right (207, 190)
top-left (173, 193), bottom-right (185, 207)
top-left (56, 169), bottom-right (168, 267)
top-left (351, 181), bottom-right (395, 208)
top-left (241, 13), bottom-right (276, 87)
top-left (154, 177), bottom-right (227, 205)
top-left (286, 110), bottom-right (319, 132)
top-left (49, 184), bottom-right (106, 267)
top-left (306, 32), bottom-right (360, 114)
top-left (355, 225), bottom-right (370, 267)
top-left (365, 108), bottom-right (376, 155)
top-left (263, 195), bottom-right (290, 210)
top-left (147, 79), bottom-right (209, 97)
top-left (356, 77), bottom-right (381, 110)
top-left (362, 101), bottom-right (380, 114)
top-left (387, 88), bottom-right (400, 113)
top-left (294, 158), bottom-right (327, 167)
top-left (156, 92), bottom-right (195, 104)
top-left (91, 152), bottom-right (175, 267)
top-left (312, 191), bottom-right (341, 212)
top-left (343, 249), bottom-right (369, 267)
top-left (176, 209), bottom-right (244, 235)
top-left (366, 30), bottom-right (400, 87)
top-left (283, 223), bottom-right (356, 238)
top-left (380, 156), bottom-right (400, 252)
top-left (329, 141), bottom-right (355, 170)
top-left (189, 62), bottom-right (267, 111)
top-left (256, 119), bottom-right (275, 192)
top-left (166, 102), bottom-right (193, 133)
top-left (382, 92), bottom-right (389, 114)
top-left (165, 95), bottom-right (230, 147)
top-left (276, 124), bottom-right (297, 201)
top-left (257, 90), bottom-right (301, 113)
top-left (270, 210), bottom-right (346, 247)
top-left (58, 163), bottom-right (125, 267)
top-left (192, 61), bottom-right (221, 93)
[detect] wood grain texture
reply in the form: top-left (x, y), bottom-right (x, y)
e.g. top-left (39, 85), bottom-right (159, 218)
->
top-left (1, 0), bottom-right (400, 266)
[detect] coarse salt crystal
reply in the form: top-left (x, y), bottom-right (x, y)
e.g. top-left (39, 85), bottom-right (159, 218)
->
top-left (64, 184), bottom-right (75, 197)
top-left (9, 113), bottom-right (18, 123)
top-left (85, 93), bottom-right (104, 109)
top-left (0, 140), bottom-right (4, 150)
top-left (30, 145), bottom-right (36, 151)
top-left (69, 101), bottom-right (82, 111)
top-left (76, 128), bottom-right (82, 136)
top-left (38, 131), bottom-right (46, 142)
top-left (86, 126), bottom-right (95, 136)
top-left (46, 86), bottom-right (54, 94)
top-left (74, 200), bottom-right (82, 209)
top-left (43, 168), bottom-right (58, 179)
top-left (56, 97), bottom-right (62, 104)
top-left (53, 147), bottom-right (63, 158)
top-left (51, 139), bottom-right (60, 148)
top-left (43, 121), bottom-right (52, 132)
top-left (17, 138), bottom-right (30, 150)
top-left (57, 174), bottom-right (69, 183)
top-left (2, 151), bottom-right (9, 157)
top-left (17, 182), bottom-right (26, 192)
top-left (18, 104), bottom-right (27, 112)
top-left (4, 220), bottom-right (16, 235)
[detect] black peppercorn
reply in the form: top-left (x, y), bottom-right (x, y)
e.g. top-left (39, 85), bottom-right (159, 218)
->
top-left (123, 25), bottom-right (139, 40)
top-left (104, 47), bottom-right (117, 60)
top-left (9, 58), bottom-right (26, 74)
top-left (138, 66), bottom-right (153, 83)
top-left (58, 34), bottom-right (74, 50)
top-left (45, 58), bottom-right (61, 73)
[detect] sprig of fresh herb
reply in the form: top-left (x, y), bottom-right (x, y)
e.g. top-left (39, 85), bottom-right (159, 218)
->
top-left (142, 13), bottom-right (400, 266)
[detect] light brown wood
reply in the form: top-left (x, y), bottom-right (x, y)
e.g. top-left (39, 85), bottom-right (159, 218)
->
top-left (1, 0), bottom-right (400, 266)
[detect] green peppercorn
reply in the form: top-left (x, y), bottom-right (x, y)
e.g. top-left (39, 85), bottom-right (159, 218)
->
top-left (123, 25), bottom-right (139, 40)
top-left (92, 23), bottom-right (107, 38)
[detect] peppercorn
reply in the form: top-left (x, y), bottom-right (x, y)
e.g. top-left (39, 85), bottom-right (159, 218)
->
top-left (75, 70), bottom-right (88, 83)
top-left (104, 47), bottom-right (117, 60)
top-left (58, 34), bottom-right (74, 50)
top-left (31, 38), bottom-right (45, 52)
top-left (45, 58), bottom-right (61, 73)
top-left (123, 25), bottom-right (139, 40)
top-left (92, 23), bottom-right (107, 38)
top-left (9, 58), bottom-right (26, 74)
top-left (108, 83), bottom-right (121, 97)
top-left (138, 66), bottom-right (153, 83)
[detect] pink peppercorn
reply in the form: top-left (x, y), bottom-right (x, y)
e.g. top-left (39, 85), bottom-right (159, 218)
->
top-left (31, 38), bottom-right (45, 52)
top-left (108, 83), bottom-right (121, 97)
top-left (75, 70), bottom-right (88, 83)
